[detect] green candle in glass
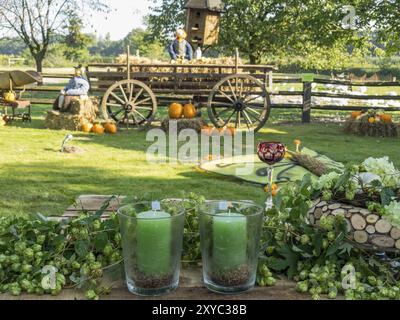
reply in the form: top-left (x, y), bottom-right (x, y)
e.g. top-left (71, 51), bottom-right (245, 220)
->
top-left (212, 203), bottom-right (247, 272)
top-left (136, 202), bottom-right (171, 276)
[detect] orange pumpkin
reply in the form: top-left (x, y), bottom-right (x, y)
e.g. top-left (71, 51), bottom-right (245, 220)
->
top-left (169, 103), bottom-right (184, 119)
top-left (351, 111), bottom-right (362, 119)
top-left (92, 123), bottom-right (105, 134)
top-left (104, 122), bottom-right (118, 134)
top-left (380, 114), bottom-right (392, 123)
top-left (225, 127), bottom-right (236, 136)
top-left (183, 103), bottom-right (196, 119)
top-left (81, 123), bottom-right (93, 133)
top-left (368, 117), bottom-right (375, 124)
top-left (201, 125), bottom-right (214, 136)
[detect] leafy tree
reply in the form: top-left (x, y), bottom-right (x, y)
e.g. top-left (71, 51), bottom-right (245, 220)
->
top-left (146, 0), bottom-right (187, 44)
top-left (146, 0), bottom-right (372, 64)
top-left (63, 14), bottom-right (93, 62)
top-left (124, 28), bottom-right (168, 60)
top-left (0, 0), bottom-right (108, 72)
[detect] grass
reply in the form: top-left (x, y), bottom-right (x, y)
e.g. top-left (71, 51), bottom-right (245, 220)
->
top-left (0, 104), bottom-right (399, 217)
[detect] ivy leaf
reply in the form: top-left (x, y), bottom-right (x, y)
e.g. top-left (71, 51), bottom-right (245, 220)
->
top-left (381, 188), bottom-right (396, 206)
top-left (75, 240), bottom-right (90, 258)
top-left (94, 232), bottom-right (108, 251)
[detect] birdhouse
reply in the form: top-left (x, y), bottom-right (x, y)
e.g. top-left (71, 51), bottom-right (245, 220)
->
top-left (185, 0), bottom-right (224, 47)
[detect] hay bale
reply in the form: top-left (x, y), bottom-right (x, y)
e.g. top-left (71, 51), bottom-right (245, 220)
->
top-left (46, 97), bottom-right (100, 131)
top-left (161, 118), bottom-right (206, 134)
top-left (45, 111), bottom-right (85, 131)
top-left (344, 112), bottom-right (399, 138)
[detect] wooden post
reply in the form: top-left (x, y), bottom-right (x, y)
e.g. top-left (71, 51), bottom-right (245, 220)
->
top-left (302, 81), bottom-right (312, 123)
top-left (235, 48), bottom-right (239, 75)
top-left (126, 46), bottom-right (131, 81)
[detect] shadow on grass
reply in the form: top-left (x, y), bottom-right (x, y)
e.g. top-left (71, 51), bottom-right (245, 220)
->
top-left (0, 161), bottom-right (264, 217)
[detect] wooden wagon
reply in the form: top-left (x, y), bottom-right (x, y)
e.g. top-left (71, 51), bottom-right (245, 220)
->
top-left (86, 55), bottom-right (277, 132)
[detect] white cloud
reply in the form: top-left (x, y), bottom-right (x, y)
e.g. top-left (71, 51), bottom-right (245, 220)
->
top-left (84, 0), bottom-right (152, 40)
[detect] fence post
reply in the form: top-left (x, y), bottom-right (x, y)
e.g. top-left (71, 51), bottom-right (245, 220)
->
top-left (302, 81), bottom-right (312, 123)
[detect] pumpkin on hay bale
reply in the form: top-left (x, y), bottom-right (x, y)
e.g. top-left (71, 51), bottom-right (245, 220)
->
top-left (344, 109), bottom-right (398, 138)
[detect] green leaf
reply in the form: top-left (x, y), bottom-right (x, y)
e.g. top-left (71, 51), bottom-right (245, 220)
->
top-left (265, 256), bottom-right (290, 271)
top-left (381, 188), bottom-right (396, 206)
top-left (277, 245), bottom-right (299, 279)
top-left (75, 240), bottom-right (90, 258)
top-left (94, 232), bottom-right (108, 251)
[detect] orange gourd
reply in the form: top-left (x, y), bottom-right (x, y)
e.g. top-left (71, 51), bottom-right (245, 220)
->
top-left (380, 114), bottom-right (392, 123)
top-left (92, 123), bottom-right (105, 134)
top-left (81, 123), bottom-right (93, 133)
top-left (368, 117), bottom-right (375, 124)
top-left (201, 125), bottom-right (214, 136)
top-left (351, 111), bottom-right (362, 119)
top-left (226, 127), bottom-right (236, 136)
top-left (104, 122), bottom-right (118, 134)
top-left (183, 103), bottom-right (196, 119)
top-left (169, 103), bottom-right (184, 119)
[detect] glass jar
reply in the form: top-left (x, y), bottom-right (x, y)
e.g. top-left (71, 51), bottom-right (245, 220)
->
top-left (199, 201), bottom-right (263, 294)
top-left (118, 200), bottom-right (185, 296)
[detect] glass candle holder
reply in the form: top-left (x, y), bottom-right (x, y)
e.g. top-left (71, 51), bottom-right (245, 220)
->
top-left (118, 200), bottom-right (185, 296)
top-left (199, 201), bottom-right (263, 294)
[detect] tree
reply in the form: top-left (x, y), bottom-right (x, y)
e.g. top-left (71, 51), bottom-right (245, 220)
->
top-left (124, 28), bottom-right (168, 60)
top-left (63, 14), bottom-right (93, 62)
top-left (0, 0), bottom-right (108, 72)
top-left (146, 0), bottom-right (187, 45)
top-left (146, 0), bottom-right (371, 64)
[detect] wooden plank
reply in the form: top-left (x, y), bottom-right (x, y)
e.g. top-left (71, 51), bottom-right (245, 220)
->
top-left (312, 92), bottom-right (400, 100)
top-left (65, 195), bottom-right (125, 213)
top-left (87, 63), bottom-right (277, 71)
top-left (314, 78), bottom-right (400, 87)
top-left (0, 268), bottom-right (312, 300)
top-left (311, 105), bottom-right (400, 111)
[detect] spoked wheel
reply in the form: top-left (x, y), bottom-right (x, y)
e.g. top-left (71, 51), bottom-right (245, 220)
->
top-left (101, 79), bottom-right (157, 129)
top-left (207, 74), bottom-right (271, 132)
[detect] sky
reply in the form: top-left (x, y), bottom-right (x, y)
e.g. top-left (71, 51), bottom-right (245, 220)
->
top-left (84, 0), bottom-right (153, 40)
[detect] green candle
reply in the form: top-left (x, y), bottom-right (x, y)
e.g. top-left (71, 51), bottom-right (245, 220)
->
top-left (136, 210), bottom-right (171, 275)
top-left (212, 212), bottom-right (247, 272)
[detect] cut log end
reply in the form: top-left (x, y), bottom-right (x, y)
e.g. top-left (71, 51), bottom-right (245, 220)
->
top-left (351, 214), bottom-right (367, 231)
top-left (375, 219), bottom-right (392, 234)
top-left (354, 231), bottom-right (368, 244)
top-left (371, 236), bottom-right (395, 248)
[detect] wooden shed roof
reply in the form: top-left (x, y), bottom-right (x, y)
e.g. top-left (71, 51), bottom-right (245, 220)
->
top-left (185, 0), bottom-right (224, 12)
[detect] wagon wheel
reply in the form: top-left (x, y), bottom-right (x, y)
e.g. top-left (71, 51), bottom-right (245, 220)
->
top-left (101, 79), bottom-right (157, 129)
top-left (207, 74), bottom-right (271, 132)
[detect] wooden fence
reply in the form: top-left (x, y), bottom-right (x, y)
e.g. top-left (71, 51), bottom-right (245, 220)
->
top-left (6, 72), bottom-right (400, 123)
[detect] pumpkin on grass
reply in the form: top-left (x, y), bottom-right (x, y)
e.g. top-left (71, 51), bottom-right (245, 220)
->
top-left (201, 125), bottom-right (214, 136)
top-left (183, 102), bottom-right (196, 119)
top-left (169, 103), bottom-right (183, 119)
top-left (92, 123), bottom-right (105, 134)
top-left (104, 122), bottom-right (118, 134)
top-left (225, 126), bottom-right (236, 136)
top-left (368, 117), bottom-right (376, 124)
top-left (351, 111), bottom-right (362, 119)
top-left (380, 114), bottom-right (392, 123)
top-left (81, 123), bottom-right (93, 133)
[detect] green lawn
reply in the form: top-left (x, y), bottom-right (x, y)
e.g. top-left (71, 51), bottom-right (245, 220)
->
top-left (0, 105), bottom-right (399, 217)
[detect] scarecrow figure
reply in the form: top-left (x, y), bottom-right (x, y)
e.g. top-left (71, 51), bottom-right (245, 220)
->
top-left (54, 64), bottom-right (90, 112)
top-left (168, 28), bottom-right (193, 62)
